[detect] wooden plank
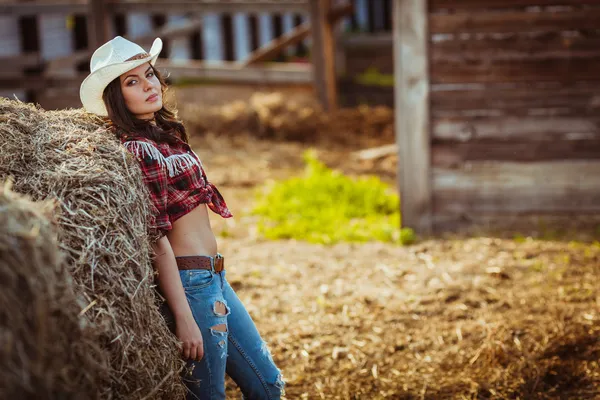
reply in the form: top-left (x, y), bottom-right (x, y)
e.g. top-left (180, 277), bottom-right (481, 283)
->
top-left (45, 17), bottom-right (203, 73)
top-left (431, 84), bottom-right (600, 113)
top-left (2, 61), bottom-right (312, 89)
top-left (0, 53), bottom-right (42, 70)
top-left (433, 116), bottom-right (600, 141)
top-left (89, 0), bottom-right (109, 48)
top-left (132, 17), bottom-right (203, 45)
top-left (432, 33), bottom-right (600, 62)
top-left (430, 8), bottom-right (600, 34)
top-left (394, 0), bottom-right (432, 234)
top-left (432, 140), bottom-right (600, 167)
top-left (310, 0), bottom-right (337, 111)
top-left (341, 33), bottom-right (393, 50)
top-left (431, 56), bottom-right (600, 84)
top-left (431, 0), bottom-right (600, 10)
top-left (244, 2), bottom-right (351, 66)
top-left (328, 2), bottom-right (354, 22)
top-left (0, 2), bottom-right (88, 15)
top-left (432, 213), bottom-right (600, 233)
top-left (112, 0), bottom-right (310, 14)
top-left (433, 161), bottom-right (600, 214)
top-left (243, 23), bottom-right (310, 66)
top-left (433, 107), bottom-right (600, 118)
top-left (157, 59), bottom-right (313, 84)
top-left (345, 31), bottom-right (600, 61)
top-left (0, 75), bottom-right (84, 90)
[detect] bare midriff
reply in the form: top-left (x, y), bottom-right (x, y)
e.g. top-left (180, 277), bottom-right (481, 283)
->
top-left (166, 203), bottom-right (218, 257)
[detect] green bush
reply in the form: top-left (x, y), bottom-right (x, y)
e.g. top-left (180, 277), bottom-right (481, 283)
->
top-left (252, 150), bottom-right (415, 245)
top-left (354, 67), bottom-right (395, 87)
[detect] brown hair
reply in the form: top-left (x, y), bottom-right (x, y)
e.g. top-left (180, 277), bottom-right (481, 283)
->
top-left (102, 63), bottom-right (188, 145)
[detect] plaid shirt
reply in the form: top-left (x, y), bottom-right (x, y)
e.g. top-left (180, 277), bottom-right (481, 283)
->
top-left (121, 133), bottom-right (232, 241)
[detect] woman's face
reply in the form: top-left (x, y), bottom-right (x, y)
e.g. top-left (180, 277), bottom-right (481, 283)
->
top-left (119, 62), bottom-right (162, 120)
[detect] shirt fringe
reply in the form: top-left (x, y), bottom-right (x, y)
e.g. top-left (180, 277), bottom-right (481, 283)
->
top-left (123, 140), bottom-right (203, 178)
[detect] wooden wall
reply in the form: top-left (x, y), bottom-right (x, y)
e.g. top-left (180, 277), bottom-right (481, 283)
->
top-left (428, 0), bottom-right (600, 230)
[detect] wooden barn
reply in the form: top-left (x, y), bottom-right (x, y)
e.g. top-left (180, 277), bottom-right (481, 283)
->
top-left (393, 0), bottom-right (600, 234)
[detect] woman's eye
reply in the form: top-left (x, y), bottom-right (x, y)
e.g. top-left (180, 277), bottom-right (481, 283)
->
top-left (127, 80), bottom-right (137, 86)
top-left (147, 72), bottom-right (154, 78)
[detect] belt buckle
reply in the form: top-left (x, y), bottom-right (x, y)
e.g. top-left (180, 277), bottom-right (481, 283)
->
top-left (214, 253), bottom-right (224, 272)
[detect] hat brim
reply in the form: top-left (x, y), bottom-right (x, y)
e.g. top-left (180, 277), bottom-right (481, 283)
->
top-left (80, 37), bottom-right (162, 116)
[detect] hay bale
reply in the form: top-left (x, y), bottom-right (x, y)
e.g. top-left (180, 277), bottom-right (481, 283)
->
top-left (0, 98), bottom-right (186, 399)
top-left (0, 179), bottom-right (108, 399)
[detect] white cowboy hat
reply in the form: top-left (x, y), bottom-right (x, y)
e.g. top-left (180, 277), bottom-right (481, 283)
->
top-left (80, 36), bottom-right (163, 116)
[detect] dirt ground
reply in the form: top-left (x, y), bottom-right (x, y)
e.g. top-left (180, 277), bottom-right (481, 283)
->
top-left (176, 87), bottom-right (600, 399)
top-left (184, 133), bottom-right (599, 400)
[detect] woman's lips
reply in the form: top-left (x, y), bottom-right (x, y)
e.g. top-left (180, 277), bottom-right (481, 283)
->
top-left (146, 94), bottom-right (159, 102)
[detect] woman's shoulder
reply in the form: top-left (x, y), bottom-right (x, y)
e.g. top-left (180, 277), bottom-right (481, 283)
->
top-left (120, 133), bottom-right (155, 144)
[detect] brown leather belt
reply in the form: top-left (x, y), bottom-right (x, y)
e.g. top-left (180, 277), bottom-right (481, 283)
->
top-left (175, 253), bottom-right (225, 273)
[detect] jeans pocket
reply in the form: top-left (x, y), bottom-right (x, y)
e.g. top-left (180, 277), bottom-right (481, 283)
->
top-left (184, 269), bottom-right (215, 292)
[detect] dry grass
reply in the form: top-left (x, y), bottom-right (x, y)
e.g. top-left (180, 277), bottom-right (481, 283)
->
top-left (177, 95), bottom-right (599, 398)
top-left (0, 98), bottom-right (186, 399)
top-left (217, 236), bottom-right (599, 399)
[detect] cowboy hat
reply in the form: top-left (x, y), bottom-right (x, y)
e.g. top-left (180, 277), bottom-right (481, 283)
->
top-left (80, 36), bottom-right (163, 116)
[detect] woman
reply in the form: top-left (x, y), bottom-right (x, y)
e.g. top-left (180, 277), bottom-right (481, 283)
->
top-left (80, 36), bottom-right (285, 400)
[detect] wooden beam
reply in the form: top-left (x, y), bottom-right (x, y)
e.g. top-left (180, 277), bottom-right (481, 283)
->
top-left (243, 22), bottom-right (310, 66)
top-left (341, 33), bottom-right (393, 50)
top-left (310, 0), bottom-right (337, 111)
top-left (0, 0), bottom-right (309, 15)
top-left (130, 16), bottom-right (203, 46)
top-left (431, 56), bottom-right (600, 84)
top-left (327, 2), bottom-right (354, 22)
top-left (433, 161), bottom-right (600, 214)
top-left (46, 17), bottom-right (203, 73)
top-left (431, 0), bottom-right (600, 10)
top-left (244, 2), bottom-right (351, 66)
top-left (88, 0), bottom-right (110, 48)
top-left (0, 53), bottom-right (42, 71)
top-left (432, 32), bottom-right (600, 62)
top-left (433, 116), bottom-right (600, 141)
top-left (394, 0), bottom-right (432, 234)
top-left (431, 83), bottom-right (600, 115)
top-left (0, 2), bottom-right (88, 16)
top-left (158, 59), bottom-right (312, 84)
top-left (430, 8), bottom-right (600, 34)
top-left (346, 32), bottom-right (600, 60)
top-left (432, 140), bottom-right (600, 167)
top-left (111, 0), bottom-right (310, 14)
top-left (0, 75), bottom-right (84, 91)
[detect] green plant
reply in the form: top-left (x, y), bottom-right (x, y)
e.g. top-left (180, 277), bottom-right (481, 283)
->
top-left (252, 149), bottom-right (415, 245)
top-left (354, 67), bottom-right (395, 87)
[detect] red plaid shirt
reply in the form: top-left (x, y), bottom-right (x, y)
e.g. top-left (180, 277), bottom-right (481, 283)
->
top-left (121, 133), bottom-right (232, 241)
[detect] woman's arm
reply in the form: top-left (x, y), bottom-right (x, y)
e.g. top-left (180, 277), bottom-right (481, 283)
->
top-left (152, 235), bottom-right (204, 361)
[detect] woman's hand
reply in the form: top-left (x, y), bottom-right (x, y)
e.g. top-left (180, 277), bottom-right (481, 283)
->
top-left (176, 315), bottom-right (204, 361)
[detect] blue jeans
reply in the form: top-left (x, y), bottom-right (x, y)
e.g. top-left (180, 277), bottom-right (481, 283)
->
top-left (160, 267), bottom-right (285, 400)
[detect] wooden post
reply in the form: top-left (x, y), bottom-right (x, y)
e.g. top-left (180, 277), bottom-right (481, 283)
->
top-left (309, 0), bottom-right (337, 112)
top-left (393, 0), bottom-right (432, 234)
top-left (88, 0), bottom-right (110, 48)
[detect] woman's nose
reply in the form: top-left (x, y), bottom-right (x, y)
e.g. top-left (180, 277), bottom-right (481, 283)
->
top-left (143, 78), bottom-right (155, 90)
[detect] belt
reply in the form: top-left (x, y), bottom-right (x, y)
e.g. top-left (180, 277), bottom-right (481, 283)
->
top-left (175, 253), bottom-right (225, 273)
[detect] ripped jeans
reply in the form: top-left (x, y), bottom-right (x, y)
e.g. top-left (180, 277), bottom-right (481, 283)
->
top-left (159, 268), bottom-right (285, 400)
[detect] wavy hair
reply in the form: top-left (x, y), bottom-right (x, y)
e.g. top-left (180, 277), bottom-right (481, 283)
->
top-left (102, 63), bottom-right (188, 145)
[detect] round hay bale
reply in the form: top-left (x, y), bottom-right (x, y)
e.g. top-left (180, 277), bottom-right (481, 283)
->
top-left (0, 179), bottom-right (108, 399)
top-left (0, 98), bottom-right (186, 399)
